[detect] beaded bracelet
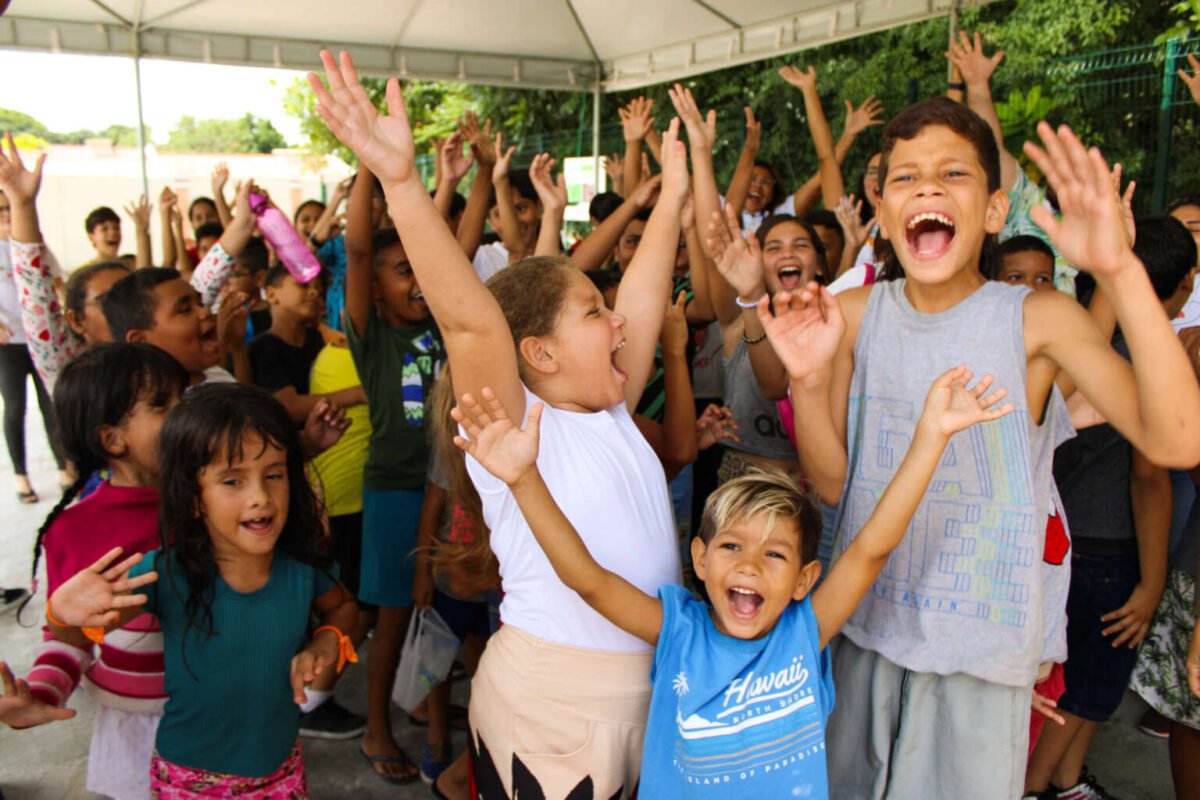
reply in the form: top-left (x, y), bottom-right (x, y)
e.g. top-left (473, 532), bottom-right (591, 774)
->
top-left (742, 330), bottom-right (767, 345)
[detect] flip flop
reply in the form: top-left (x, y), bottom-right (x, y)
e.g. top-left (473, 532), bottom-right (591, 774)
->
top-left (16, 490), bottom-right (38, 505)
top-left (360, 747), bottom-right (419, 785)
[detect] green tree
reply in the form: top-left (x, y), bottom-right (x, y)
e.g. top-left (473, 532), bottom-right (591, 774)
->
top-left (0, 109), bottom-right (51, 139)
top-left (162, 113), bottom-right (287, 153)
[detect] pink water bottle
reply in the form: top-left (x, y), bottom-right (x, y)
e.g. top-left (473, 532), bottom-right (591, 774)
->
top-left (249, 191), bottom-right (322, 284)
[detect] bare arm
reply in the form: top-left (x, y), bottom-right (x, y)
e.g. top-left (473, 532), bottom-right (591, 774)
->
top-left (490, 138), bottom-right (526, 261)
top-left (309, 51), bottom-right (524, 418)
top-left (309, 180), bottom-right (347, 247)
top-left (159, 187), bottom-right (179, 268)
top-left (947, 32), bottom-right (1019, 192)
top-left (433, 133), bottom-right (472, 220)
top-left (211, 162), bottom-right (233, 227)
top-left (529, 153), bottom-right (566, 257)
top-left (781, 66), bottom-right (844, 210)
top-left (682, 200), bottom-right (716, 324)
top-left (343, 165), bottom-right (376, 338)
top-left (620, 97), bottom-right (654, 196)
top-left (614, 120), bottom-right (690, 411)
top-left (455, 112), bottom-right (496, 260)
top-left (659, 292), bottom-right (700, 474)
top-left (271, 384), bottom-right (366, 424)
top-left (569, 176), bottom-right (661, 272)
top-left (789, 98), bottom-right (884, 216)
top-left (723, 107), bottom-right (760, 219)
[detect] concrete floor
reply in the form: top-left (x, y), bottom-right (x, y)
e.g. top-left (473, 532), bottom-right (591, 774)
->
top-left (0, 381), bottom-right (1178, 799)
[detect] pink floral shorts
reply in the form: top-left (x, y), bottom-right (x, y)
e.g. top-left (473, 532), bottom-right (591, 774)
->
top-left (149, 741), bottom-right (308, 798)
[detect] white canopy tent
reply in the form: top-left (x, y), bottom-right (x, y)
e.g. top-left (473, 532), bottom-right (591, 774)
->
top-left (3, 0), bottom-right (990, 191)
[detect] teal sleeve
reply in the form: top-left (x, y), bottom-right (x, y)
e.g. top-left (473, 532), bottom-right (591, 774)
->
top-left (127, 549), bottom-right (160, 616)
top-left (313, 562), bottom-right (340, 600)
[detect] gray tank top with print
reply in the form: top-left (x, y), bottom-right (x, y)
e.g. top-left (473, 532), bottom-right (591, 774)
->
top-left (834, 279), bottom-right (1073, 687)
top-left (722, 339), bottom-right (796, 461)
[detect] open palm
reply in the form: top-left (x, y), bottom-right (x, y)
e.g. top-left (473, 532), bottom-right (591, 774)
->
top-left (920, 366), bottom-right (1012, 438)
top-left (708, 205), bottom-right (764, 298)
top-left (0, 133), bottom-right (45, 204)
top-left (757, 285), bottom-right (845, 382)
top-left (48, 548), bottom-right (155, 629)
top-left (308, 51), bottom-right (418, 187)
top-left (452, 389), bottom-right (543, 487)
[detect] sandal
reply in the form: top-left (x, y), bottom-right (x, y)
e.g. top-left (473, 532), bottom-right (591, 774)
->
top-left (420, 742), bottom-right (452, 785)
top-left (359, 746), bottom-right (419, 784)
top-left (16, 490), bottom-right (38, 505)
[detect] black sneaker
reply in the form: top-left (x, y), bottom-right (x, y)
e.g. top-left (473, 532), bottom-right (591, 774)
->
top-left (0, 587), bottom-right (30, 614)
top-left (298, 700), bottom-right (366, 740)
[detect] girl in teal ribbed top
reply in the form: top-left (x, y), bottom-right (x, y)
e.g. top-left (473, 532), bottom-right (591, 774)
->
top-left (46, 383), bottom-right (358, 798)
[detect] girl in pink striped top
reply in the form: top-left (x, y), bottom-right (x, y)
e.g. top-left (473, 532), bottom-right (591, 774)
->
top-left (2, 343), bottom-right (188, 800)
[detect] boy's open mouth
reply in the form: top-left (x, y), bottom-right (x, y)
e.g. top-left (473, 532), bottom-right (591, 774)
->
top-left (905, 211), bottom-right (956, 260)
top-left (727, 586), bottom-right (764, 619)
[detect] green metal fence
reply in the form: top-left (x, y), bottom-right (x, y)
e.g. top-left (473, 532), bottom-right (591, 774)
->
top-left (1048, 36), bottom-right (1200, 213)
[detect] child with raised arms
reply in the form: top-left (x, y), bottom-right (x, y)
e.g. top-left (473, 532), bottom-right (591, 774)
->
top-left (763, 98), bottom-right (1200, 798)
top-left (452, 365), bottom-right (1010, 798)
top-left (45, 383), bottom-right (357, 797)
top-left (0, 343), bottom-right (188, 800)
top-left (308, 49), bottom-right (688, 797)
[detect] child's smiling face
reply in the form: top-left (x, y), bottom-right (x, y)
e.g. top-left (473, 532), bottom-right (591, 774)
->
top-left (199, 435), bottom-right (289, 561)
top-left (691, 513), bottom-right (821, 640)
top-left (879, 125), bottom-right (1008, 286)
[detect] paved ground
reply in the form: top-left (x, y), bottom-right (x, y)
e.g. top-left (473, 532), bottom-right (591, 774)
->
top-left (0, 380), bottom-right (1177, 798)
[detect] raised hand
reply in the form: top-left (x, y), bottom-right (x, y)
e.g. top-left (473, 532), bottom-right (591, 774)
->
top-left (1023, 123), bottom-right (1135, 276)
top-left (835, 195), bottom-right (875, 252)
top-left (946, 31), bottom-right (1004, 86)
top-left (696, 404), bottom-right (739, 450)
top-left (0, 132), bottom-right (45, 204)
top-left (743, 106), bottom-right (762, 153)
top-left (657, 118), bottom-right (690, 206)
top-left (451, 387), bottom-right (543, 487)
top-left (707, 204), bottom-right (765, 300)
top-left (778, 65), bottom-right (818, 93)
top-left (661, 290), bottom-right (689, 356)
top-left (439, 132), bottom-right (474, 186)
top-left (47, 547), bottom-right (155, 629)
top-left (1109, 162), bottom-right (1136, 247)
top-left (123, 195), bottom-right (152, 232)
top-left (491, 133), bottom-right (516, 185)
top-left (529, 153), bottom-right (567, 213)
top-left (667, 84), bottom-right (717, 152)
top-left (459, 111), bottom-right (496, 166)
top-left (843, 96), bottom-right (884, 138)
top-left (620, 96), bottom-right (656, 143)
top-left (211, 161), bottom-right (230, 194)
top-left (918, 366), bottom-right (1013, 439)
top-left (159, 186), bottom-right (179, 218)
top-left (756, 282), bottom-right (846, 383)
top-left (215, 286), bottom-right (250, 348)
top-left (0, 661), bottom-right (76, 730)
top-left (603, 152), bottom-right (623, 181)
top-left (307, 50), bottom-right (418, 187)
top-left (1179, 53), bottom-right (1200, 107)
top-left (629, 173), bottom-right (663, 210)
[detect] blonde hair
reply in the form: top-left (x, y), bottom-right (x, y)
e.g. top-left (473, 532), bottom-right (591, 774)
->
top-left (698, 468), bottom-right (822, 563)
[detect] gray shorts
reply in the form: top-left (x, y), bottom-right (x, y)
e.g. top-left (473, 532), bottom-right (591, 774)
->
top-left (826, 637), bottom-right (1031, 800)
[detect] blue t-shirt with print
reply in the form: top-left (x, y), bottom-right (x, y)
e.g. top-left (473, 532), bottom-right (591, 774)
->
top-left (640, 584), bottom-right (835, 798)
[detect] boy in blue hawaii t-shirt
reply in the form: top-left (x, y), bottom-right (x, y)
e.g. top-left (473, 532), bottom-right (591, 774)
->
top-left (451, 369), bottom-right (1012, 798)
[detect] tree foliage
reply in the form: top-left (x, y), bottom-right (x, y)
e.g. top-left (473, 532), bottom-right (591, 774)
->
top-left (160, 113), bottom-right (286, 153)
top-left (274, 0), bottom-right (1168, 198)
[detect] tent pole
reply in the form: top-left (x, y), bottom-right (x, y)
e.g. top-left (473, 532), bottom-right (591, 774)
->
top-left (946, 0), bottom-right (960, 82)
top-left (133, 30), bottom-right (149, 199)
top-left (592, 77), bottom-right (602, 192)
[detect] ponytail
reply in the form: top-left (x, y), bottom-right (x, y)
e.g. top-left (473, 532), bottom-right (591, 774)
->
top-left (17, 473), bottom-right (88, 625)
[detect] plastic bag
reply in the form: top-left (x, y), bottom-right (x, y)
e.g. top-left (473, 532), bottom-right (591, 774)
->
top-left (391, 607), bottom-right (461, 711)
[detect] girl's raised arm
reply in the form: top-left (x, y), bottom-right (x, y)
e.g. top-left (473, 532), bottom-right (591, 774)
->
top-left (613, 118), bottom-right (690, 412)
top-left (308, 50), bottom-right (523, 418)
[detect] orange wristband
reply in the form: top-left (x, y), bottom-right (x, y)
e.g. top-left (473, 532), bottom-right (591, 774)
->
top-left (46, 599), bottom-right (105, 645)
top-left (313, 625), bottom-right (358, 673)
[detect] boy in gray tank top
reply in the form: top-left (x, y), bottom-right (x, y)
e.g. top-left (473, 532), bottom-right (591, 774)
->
top-left (756, 97), bottom-right (1200, 799)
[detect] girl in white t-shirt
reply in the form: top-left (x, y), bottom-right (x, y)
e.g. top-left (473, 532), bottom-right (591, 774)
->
top-left (308, 50), bottom-right (690, 799)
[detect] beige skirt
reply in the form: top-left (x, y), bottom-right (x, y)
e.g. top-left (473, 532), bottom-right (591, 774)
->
top-left (468, 624), bottom-right (653, 799)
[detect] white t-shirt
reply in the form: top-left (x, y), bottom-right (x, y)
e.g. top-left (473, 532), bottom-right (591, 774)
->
top-left (465, 385), bottom-right (681, 652)
top-left (471, 242), bottom-right (510, 284)
top-left (828, 263), bottom-right (871, 295)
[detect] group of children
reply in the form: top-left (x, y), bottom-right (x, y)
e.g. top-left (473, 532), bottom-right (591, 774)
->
top-left (0, 31), bottom-right (1199, 800)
